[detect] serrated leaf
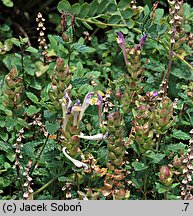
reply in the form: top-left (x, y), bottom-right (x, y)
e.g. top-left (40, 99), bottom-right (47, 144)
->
top-left (172, 129), bottom-right (191, 140)
top-left (25, 105), bottom-right (41, 116)
top-left (25, 46), bottom-right (38, 53)
top-left (57, 0), bottom-right (71, 13)
top-left (73, 43), bottom-right (95, 53)
top-left (165, 142), bottom-right (186, 154)
top-left (145, 151), bottom-right (165, 164)
top-left (43, 110), bottom-right (57, 121)
top-left (131, 161), bottom-right (148, 171)
top-left (26, 92), bottom-right (39, 103)
top-left (45, 121), bottom-right (60, 134)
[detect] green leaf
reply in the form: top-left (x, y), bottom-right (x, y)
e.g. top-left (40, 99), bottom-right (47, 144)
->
top-left (97, 0), bottom-right (109, 14)
top-left (155, 182), bottom-right (166, 194)
top-left (25, 105), bottom-right (41, 116)
top-left (143, 5), bottom-right (150, 16)
top-left (35, 61), bottom-right (49, 77)
top-left (57, 0), bottom-right (71, 13)
top-left (0, 177), bottom-right (12, 188)
top-left (131, 161), bottom-right (148, 171)
top-left (172, 129), bottom-right (191, 140)
top-left (0, 141), bottom-right (12, 153)
top-left (25, 46), bottom-right (38, 53)
top-left (88, 0), bottom-right (98, 17)
top-left (73, 43), bottom-right (95, 53)
top-left (71, 3), bottom-right (81, 14)
top-left (157, 24), bottom-right (167, 35)
top-left (145, 151), bottom-right (165, 164)
top-left (171, 183), bottom-right (180, 189)
top-left (154, 9), bottom-right (164, 24)
top-left (106, 3), bottom-right (117, 13)
top-left (165, 142), bottom-right (186, 154)
top-left (0, 131), bottom-right (9, 142)
top-left (108, 15), bottom-right (121, 24)
top-left (78, 3), bottom-right (90, 18)
top-left (126, 19), bottom-right (135, 28)
top-left (6, 152), bottom-right (15, 162)
top-left (11, 38), bottom-right (21, 47)
top-left (118, 0), bottom-right (132, 8)
top-left (17, 118), bottom-right (29, 128)
top-left (45, 121), bottom-right (60, 134)
top-left (121, 8), bottom-right (134, 19)
top-left (0, 119), bottom-right (5, 127)
top-left (4, 39), bottom-right (13, 51)
top-left (82, 21), bottom-right (93, 30)
top-left (26, 92), bottom-right (39, 103)
top-left (2, 0), bottom-right (13, 7)
top-left (43, 110), bottom-right (57, 121)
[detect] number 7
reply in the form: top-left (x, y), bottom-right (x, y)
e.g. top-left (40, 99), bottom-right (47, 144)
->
top-left (184, 203), bottom-right (189, 211)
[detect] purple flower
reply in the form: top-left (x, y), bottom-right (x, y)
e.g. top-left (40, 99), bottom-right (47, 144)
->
top-left (136, 33), bottom-right (148, 50)
top-left (139, 33), bottom-right (148, 47)
top-left (79, 92), bottom-right (94, 122)
top-left (116, 32), bottom-right (129, 64)
top-left (153, 91), bottom-right (158, 97)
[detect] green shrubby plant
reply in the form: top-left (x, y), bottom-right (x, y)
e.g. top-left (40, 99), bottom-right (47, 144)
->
top-left (0, 0), bottom-right (192, 200)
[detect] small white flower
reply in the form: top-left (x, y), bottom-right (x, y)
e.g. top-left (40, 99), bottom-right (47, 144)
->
top-left (23, 192), bottom-right (29, 198)
top-left (62, 147), bottom-right (88, 170)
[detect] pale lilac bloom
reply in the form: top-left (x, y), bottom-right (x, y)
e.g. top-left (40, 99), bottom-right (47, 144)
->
top-left (79, 92), bottom-right (94, 122)
top-left (59, 87), bottom-right (72, 131)
top-left (71, 99), bottom-right (81, 126)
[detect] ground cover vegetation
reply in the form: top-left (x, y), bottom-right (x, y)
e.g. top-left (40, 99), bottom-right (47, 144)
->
top-left (0, 0), bottom-right (193, 200)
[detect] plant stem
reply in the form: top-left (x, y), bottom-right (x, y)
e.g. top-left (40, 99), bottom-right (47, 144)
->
top-left (143, 158), bottom-right (149, 200)
top-left (29, 134), bottom-right (49, 175)
top-left (76, 17), bottom-right (141, 34)
top-left (163, 43), bottom-right (174, 96)
top-left (32, 176), bottom-right (58, 197)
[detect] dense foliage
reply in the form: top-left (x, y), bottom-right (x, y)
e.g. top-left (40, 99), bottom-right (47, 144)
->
top-left (0, 0), bottom-right (193, 200)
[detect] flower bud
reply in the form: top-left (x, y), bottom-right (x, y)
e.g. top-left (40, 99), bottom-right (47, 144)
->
top-left (160, 166), bottom-right (172, 183)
